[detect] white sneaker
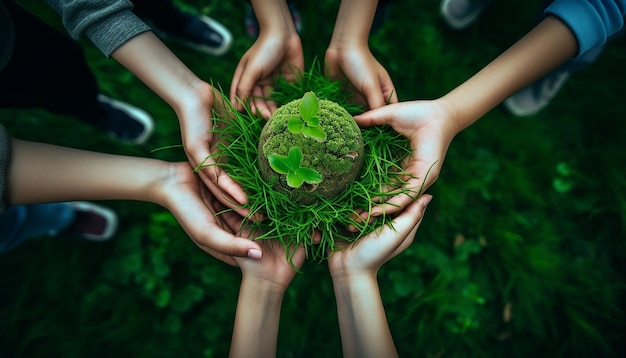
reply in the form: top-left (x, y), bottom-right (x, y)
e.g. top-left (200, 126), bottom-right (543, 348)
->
top-left (440, 0), bottom-right (493, 30)
top-left (504, 71), bottom-right (571, 117)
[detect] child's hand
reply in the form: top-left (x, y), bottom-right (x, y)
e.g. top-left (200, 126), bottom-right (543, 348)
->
top-left (220, 208), bottom-right (306, 291)
top-left (329, 193), bottom-right (433, 279)
top-left (325, 45), bottom-right (397, 110)
top-left (156, 162), bottom-right (263, 266)
top-left (353, 99), bottom-right (459, 219)
top-left (230, 31), bottom-right (304, 118)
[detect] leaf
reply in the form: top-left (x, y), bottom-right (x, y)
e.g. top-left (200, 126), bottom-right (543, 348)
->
top-left (303, 126), bottom-right (327, 141)
top-left (286, 146), bottom-right (303, 169)
top-left (306, 115), bottom-right (320, 127)
top-left (295, 167), bottom-right (322, 184)
top-left (300, 91), bottom-right (319, 120)
top-left (288, 117), bottom-right (304, 134)
top-left (287, 172), bottom-right (305, 188)
top-left (268, 154), bottom-right (290, 174)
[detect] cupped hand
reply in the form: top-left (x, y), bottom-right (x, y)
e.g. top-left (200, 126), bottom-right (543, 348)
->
top-left (220, 208), bottom-right (306, 290)
top-left (230, 32), bottom-right (304, 118)
top-left (157, 161), bottom-right (263, 266)
top-left (352, 99), bottom-right (460, 219)
top-left (325, 45), bottom-right (397, 110)
top-left (175, 81), bottom-right (252, 219)
top-left (328, 194), bottom-right (432, 278)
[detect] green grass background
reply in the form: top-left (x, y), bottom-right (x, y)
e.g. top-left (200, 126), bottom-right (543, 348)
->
top-left (1, 0), bottom-right (625, 357)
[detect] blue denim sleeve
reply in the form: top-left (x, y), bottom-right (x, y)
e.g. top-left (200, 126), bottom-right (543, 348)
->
top-left (0, 124), bottom-right (10, 213)
top-left (546, 0), bottom-right (626, 57)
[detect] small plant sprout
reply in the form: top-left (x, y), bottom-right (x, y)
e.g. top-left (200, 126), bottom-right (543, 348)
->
top-left (287, 91), bottom-right (327, 141)
top-left (268, 146), bottom-right (323, 189)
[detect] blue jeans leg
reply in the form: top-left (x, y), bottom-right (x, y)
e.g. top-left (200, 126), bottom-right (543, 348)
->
top-left (0, 203), bottom-right (75, 254)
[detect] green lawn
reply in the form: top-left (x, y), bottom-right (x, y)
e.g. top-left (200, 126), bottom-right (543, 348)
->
top-left (1, 0), bottom-right (625, 357)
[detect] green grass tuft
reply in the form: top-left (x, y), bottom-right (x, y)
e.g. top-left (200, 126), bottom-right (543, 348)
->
top-left (204, 64), bottom-right (415, 261)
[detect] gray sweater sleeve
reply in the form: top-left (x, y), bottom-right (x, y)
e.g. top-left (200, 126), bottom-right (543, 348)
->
top-left (44, 0), bottom-right (151, 57)
top-left (0, 124), bottom-right (10, 213)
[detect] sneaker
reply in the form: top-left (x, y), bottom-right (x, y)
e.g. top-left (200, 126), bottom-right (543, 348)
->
top-left (150, 13), bottom-right (233, 56)
top-left (64, 202), bottom-right (119, 242)
top-left (440, 0), bottom-right (492, 30)
top-left (503, 71), bottom-right (571, 117)
top-left (95, 94), bottom-right (154, 145)
top-left (245, 2), bottom-right (302, 39)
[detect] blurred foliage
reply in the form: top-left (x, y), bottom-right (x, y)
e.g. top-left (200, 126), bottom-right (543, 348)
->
top-left (1, 0), bottom-right (625, 357)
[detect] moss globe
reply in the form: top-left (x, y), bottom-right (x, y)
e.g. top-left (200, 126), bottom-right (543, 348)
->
top-left (258, 92), bottom-right (364, 204)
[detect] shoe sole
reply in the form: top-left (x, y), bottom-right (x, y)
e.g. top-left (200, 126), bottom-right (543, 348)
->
top-left (96, 95), bottom-right (154, 145)
top-left (70, 201), bottom-right (119, 241)
top-left (440, 0), bottom-right (488, 30)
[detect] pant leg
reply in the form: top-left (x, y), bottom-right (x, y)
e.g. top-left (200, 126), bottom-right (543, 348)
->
top-left (0, 1), bottom-right (103, 123)
top-left (0, 202), bottom-right (74, 254)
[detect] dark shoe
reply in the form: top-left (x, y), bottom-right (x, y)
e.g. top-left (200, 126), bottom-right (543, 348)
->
top-left (95, 94), bottom-right (154, 145)
top-left (245, 2), bottom-right (302, 39)
top-left (151, 13), bottom-right (233, 56)
top-left (64, 202), bottom-right (118, 242)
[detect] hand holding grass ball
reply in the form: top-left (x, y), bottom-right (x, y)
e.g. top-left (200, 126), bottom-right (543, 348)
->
top-left (258, 92), bottom-right (365, 203)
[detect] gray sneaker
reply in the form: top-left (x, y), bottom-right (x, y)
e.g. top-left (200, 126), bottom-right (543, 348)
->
top-left (503, 71), bottom-right (571, 117)
top-left (440, 0), bottom-right (493, 30)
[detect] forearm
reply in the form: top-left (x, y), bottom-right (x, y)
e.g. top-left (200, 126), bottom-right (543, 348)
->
top-left (7, 139), bottom-right (167, 206)
top-left (229, 277), bottom-right (286, 358)
top-left (332, 274), bottom-right (398, 358)
top-left (329, 0), bottom-right (378, 49)
top-left (442, 15), bottom-right (578, 133)
top-left (251, 0), bottom-right (298, 37)
top-left (110, 31), bottom-right (210, 114)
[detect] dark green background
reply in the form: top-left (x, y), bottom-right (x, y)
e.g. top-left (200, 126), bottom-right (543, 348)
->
top-left (1, 0), bottom-right (625, 357)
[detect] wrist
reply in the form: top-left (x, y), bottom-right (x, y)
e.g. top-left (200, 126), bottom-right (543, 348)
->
top-left (241, 274), bottom-right (290, 297)
top-left (434, 95), bottom-right (468, 136)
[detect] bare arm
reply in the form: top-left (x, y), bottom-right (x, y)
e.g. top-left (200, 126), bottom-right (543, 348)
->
top-left (111, 31), bottom-right (250, 215)
top-left (353, 16), bottom-right (579, 217)
top-left (6, 138), bottom-right (264, 264)
top-left (443, 15), bottom-right (578, 132)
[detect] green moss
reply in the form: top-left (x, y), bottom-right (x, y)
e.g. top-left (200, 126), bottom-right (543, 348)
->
top-left (258, 95), bottom-right (364, 203)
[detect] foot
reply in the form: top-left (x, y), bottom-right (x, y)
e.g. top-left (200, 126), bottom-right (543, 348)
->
top-left (151, 12), bottom-right (233, 56)
top-left (440, 0), bottom-right (492, 30)
top-left (503, 71), bottom-right (571, 117)
top-left (63, 202), bottom-right (119, 242)
top-left (94, 94), bottom-right (154, 145)
top-left (245, 2), bottom-right (302, 39)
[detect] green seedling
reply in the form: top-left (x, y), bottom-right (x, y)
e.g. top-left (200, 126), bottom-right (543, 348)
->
top-left (288, 91), bottom-right (327, 141)
top-left (268, 146), bottom-right (323, 188)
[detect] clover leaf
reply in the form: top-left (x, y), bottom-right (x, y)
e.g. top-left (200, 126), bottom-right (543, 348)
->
top-left (268, 146), bottom-right (322, 188)
top-left (287, 92), bottom-right (326, 141)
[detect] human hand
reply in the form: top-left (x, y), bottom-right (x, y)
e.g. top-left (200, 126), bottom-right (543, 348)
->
top-left (230, 31), bottom-right (304, 118)
top-left (329, 193), bottom-right (433, 279)
top-left (220, 208), bottom-right (306, 291)
top-left (174, 82), bottom-right (253, 219)
top-left (325, 45), bottom-right (398, 110)
top-left (156, 161), bottom-right (263, 266)
top-left (352, 99), bottom-right (460, 219)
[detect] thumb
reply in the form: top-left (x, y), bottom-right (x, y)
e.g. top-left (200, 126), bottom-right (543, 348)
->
top-left (353, 105), bottom-right (395, 128)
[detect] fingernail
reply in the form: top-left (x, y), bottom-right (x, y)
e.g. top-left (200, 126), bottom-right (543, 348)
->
top-left (247, 248), bottom-right (262, 260)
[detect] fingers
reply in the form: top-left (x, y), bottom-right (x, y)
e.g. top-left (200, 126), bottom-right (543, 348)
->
top-left (230, 57), bottom-right (248, 111)
top-left (379, 72), bottom-right (398, 105)
top-left (193, 227), bottom-right (263, 261)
